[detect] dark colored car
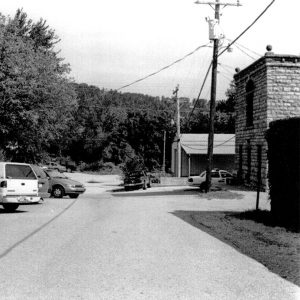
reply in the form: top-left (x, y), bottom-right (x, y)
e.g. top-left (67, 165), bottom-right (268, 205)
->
top-left (124, 171), bottom-right (150, 191)
top-left (44, 169), bottom-right (85, 198)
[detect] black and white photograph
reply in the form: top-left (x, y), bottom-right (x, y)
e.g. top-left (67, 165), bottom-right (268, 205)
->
top-left (0, 0), bottom-right (299, 299)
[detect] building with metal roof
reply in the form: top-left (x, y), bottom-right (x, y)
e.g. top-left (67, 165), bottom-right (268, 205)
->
top-left (171, 134), bottom-right (235, 177)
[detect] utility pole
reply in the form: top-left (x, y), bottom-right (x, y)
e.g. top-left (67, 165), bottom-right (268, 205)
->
top-left (195, 0), bottom-right (241, 192)
top-left (173, 85), bottom-right (181, 178)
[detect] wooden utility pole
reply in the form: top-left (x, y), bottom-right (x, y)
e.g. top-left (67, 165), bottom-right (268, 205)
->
top-left (206, 0), bottom-right (220, 192)
top-left (195, 0), bottom-right (241, 192)
top-left (173, 85), bottom-right (181, 178)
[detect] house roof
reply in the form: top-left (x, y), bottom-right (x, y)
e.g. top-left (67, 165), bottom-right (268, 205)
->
top-left (179, 134), bottom-right (235, 155)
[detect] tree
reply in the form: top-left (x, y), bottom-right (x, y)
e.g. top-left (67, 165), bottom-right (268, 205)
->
top-left (0, 10), bottom-right (76, 162)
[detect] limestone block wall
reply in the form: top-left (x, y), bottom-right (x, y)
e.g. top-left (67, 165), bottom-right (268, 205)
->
top-left (234, 54), bottom-right (300, 189)
top-left (234, 60), bottom-right (268, 188)
top-left (266, 59), bottom-right (300, 124)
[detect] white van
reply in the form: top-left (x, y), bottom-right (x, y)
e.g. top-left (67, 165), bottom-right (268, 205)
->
top-left (0, 162), bottom-right (41, 212)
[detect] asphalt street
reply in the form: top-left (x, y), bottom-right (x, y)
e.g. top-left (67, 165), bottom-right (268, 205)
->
top-left (0, 173), bottom-right (299, 300)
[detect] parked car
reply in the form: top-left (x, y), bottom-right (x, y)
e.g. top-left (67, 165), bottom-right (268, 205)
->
top-left (31, 165), bottom-right (51, 199)
top-left (47, 162), bottom-right (66, 173)
top-left (187, 169), bottom-right (233, 191)
top-left (0, 162), bottom-right (40, 211)
top-left (124, 171), bottom-right (150, 191)
top-left (44, 169), bottom-right (85, 198)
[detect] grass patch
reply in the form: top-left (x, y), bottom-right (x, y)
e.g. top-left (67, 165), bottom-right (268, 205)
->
top-left (197, 190), bottom-right (244, 200)
top-left (172, 209), bottom-right (300, 286)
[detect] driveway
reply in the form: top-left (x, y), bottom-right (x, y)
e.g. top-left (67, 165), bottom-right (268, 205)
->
top-left (0, 172), bottom-right (298, 299)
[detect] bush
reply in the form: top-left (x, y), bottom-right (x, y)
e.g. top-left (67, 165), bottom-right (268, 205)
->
top-left (266, 117), bottom-right (300, 229)
top-left (120, 157), bottom-right (145, 179)
top-left (78, 161), bottom-right (120, 174)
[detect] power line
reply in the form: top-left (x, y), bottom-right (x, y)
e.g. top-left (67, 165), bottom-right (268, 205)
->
top-left (233, 43), bottom-right (257, 60)
top-left (218, 64), bottom-right (234, 77)
top-left (116, 43), bottom-right (211, 91)
top-left (218, 71), bottom-right (233, 82)
top-left (227, 39), bottom-right (262, 58)
top-left (218, 0), bottom-right (276, 57)
top-left (186, 61), bottom-right (212, 123)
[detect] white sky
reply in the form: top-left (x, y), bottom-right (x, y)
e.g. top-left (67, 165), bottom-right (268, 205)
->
top-left (1, 0), bottom-right (299, 100)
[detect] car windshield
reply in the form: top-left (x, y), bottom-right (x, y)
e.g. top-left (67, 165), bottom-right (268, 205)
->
top-left (46, 170), bottom-right (67, 178)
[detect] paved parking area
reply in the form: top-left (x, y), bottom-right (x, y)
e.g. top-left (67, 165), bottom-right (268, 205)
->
top-left (0, 173), bottom-right (298, 299)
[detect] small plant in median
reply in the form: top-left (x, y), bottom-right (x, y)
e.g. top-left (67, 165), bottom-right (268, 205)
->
top-left (121, 156), bottom-right (147, 191)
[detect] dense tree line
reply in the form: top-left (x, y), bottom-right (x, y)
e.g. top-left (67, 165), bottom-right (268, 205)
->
top-left (0, 10), bottom-right (235, 172)
top-left (65, 84), bottom-right (177, 171)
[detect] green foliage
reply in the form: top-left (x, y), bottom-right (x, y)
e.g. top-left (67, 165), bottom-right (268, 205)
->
top-left (0, 10), bottom-right (76, 162)
top-left (120, 156), bottom-right (145, 179)
top-left (66, 83), bottom-right (176, 171)
top-left (181, 83), bottom-right (236, 134)
top-left (266, 117), bottom-right (300, 229)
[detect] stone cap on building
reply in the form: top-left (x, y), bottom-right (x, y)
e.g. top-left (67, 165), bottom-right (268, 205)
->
top-left (234, 48), bottom-right (300, 81)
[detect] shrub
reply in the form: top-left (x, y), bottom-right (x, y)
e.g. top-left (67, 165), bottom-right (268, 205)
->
top-left (266, 117), bottom-right (300, 229)
top-left (120, 156), bottom-right (145, 179)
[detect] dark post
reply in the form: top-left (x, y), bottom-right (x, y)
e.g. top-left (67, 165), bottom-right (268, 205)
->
top-left (162, 130), bottom-right (166, 175)
top-left (256, 145), bottom-right (262, 210)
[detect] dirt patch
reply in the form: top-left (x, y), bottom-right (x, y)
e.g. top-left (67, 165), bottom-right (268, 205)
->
top-left (172, 209), bottom-right (300, 287)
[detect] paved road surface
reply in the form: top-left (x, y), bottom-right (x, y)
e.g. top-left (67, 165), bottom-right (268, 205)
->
top-left (0, 173), bottom-right (299, 299)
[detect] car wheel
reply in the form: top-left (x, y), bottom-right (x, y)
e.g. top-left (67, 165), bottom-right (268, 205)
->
top-left (69, 194), bottom-right (79, 199)
top-left (2, 204), bottom-right (19, 212)
top-left (52, 186), bottom-right (64, 198)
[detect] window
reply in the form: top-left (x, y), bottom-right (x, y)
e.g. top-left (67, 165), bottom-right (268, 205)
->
top-left (246, 80), bottom-right (254, 127)
top-left (220, 171), bottom-right (232, 178)
top-left (6, 164), bottom-right (36, 180)
top-left (31, 165), bottom-right (47, 179)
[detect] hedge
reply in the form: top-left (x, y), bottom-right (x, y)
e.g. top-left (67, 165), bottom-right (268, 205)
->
top-left (266, 117), bottom-right (300, 229)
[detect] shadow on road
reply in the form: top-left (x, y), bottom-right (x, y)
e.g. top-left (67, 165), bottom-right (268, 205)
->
top-left (0, 199), bottom-right (78, 259)
top-left (111, 188), bottom-right (200, 197)
top-left (171, 210), bottom-right (300, 287)
top-left (0, 209), bottom-right (27, 214)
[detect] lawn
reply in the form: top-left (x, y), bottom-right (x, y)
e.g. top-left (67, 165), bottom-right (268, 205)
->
top-left (173, 191), bottom-right (300, 287)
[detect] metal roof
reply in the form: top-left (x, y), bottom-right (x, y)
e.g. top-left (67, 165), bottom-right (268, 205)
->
top-left (179, 134), bottom-right (235, 155)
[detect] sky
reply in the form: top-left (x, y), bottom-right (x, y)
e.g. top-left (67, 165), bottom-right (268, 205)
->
top-left (1, 0), bottom-right (299, 101)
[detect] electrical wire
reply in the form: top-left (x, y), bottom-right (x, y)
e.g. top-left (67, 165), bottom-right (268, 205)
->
top-left (227, 40), bottom-right (262, 58)
top-left (218, 0), bottom-right (276, 57)
top-left (233, 44), bottom-right (257, 60)
top-left (218, 64), bottom-right (234, 77)
top-left (186, 61), bottom-right (212, 123)
top-left (116, 43), bottom-right (211, 91)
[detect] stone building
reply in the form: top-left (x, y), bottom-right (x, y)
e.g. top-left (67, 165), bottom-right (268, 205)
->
top-left (234, 47), bottom-right (300, 188)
